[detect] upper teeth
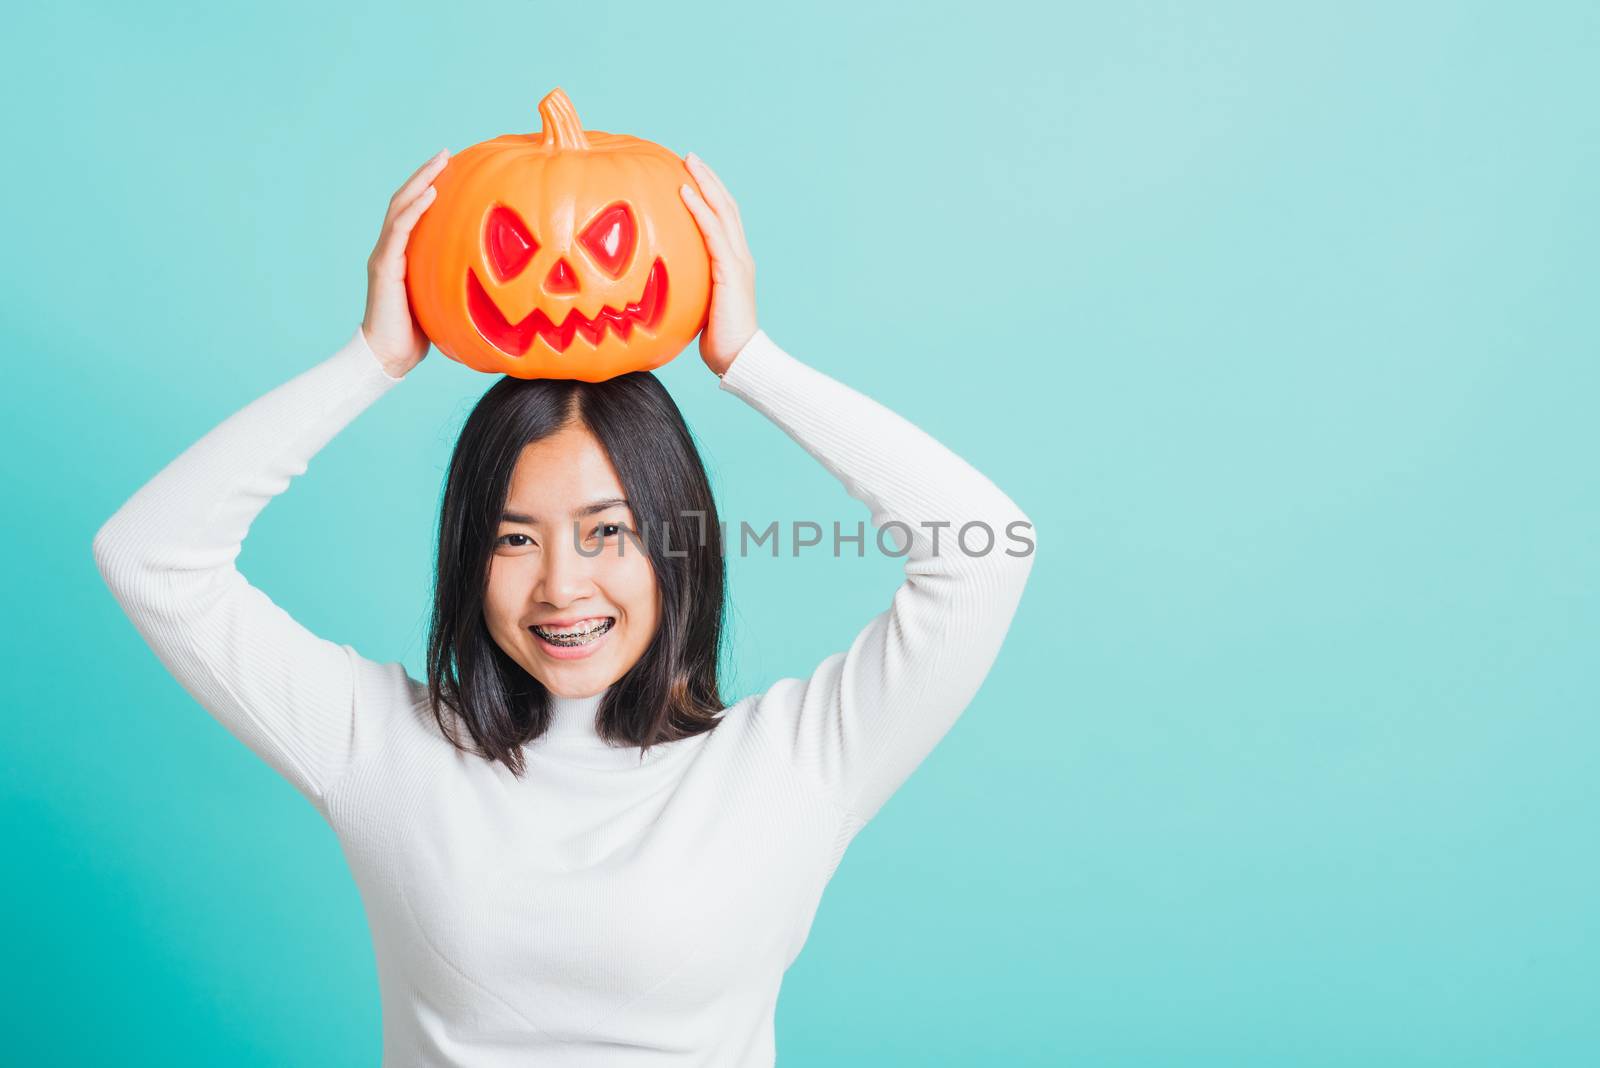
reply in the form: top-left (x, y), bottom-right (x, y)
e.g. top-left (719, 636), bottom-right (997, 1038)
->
top-left (534, 618), bottom-right (610, 638)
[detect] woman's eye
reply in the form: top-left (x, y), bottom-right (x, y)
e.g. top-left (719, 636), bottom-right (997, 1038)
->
top-left (589, 522), bottom-right (636, 542)
top-left (496, 533), bottom-right (534, 548)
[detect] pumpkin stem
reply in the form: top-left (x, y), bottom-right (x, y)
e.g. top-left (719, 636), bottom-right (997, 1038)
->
top-left (537, 88), bottom-right (591, 151)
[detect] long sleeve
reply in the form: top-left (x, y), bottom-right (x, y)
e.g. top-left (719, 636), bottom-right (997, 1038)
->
top-left (717, 330), bottom-right (1037, 826)
top-left (91, 326), bottom-right (406, 817)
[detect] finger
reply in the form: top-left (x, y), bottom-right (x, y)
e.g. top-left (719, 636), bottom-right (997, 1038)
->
top-left (405, 148), bottom-right (449, 185)
top-left (374, 186), bottom-right (437, 268)
top-left (685, 154), bottom-right (741, 226)
top-left (683, 155), bottom-right (736, 231)
top-left (393, 184), bottom-right (437, 234)
top-left (685, 154), bottom-right (751, 261)
top-left (399, 149), bottom-right (450, 197)
top-left (679, 183), bottom-right (740, 268)
top-left (387, 150), bottom-right (450, 223)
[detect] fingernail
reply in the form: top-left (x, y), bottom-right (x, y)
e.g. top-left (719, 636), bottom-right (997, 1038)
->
top-left (686, 152), bottom-right (699, 165)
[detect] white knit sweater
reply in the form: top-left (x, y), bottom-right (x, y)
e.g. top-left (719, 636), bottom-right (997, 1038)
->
top-left (92, 326), bottom-right (1035, 1066)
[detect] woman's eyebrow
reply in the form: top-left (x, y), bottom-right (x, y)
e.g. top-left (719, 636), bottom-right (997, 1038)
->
top-left (499, 497), bottom-right (630, 524)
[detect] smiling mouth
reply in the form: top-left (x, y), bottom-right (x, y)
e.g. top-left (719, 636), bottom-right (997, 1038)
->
top-left (467, 259), bottom-right (668, 356)
top-left (530, 616), bottom-right (616, 649)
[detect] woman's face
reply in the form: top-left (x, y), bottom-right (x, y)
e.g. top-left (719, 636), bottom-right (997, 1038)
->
top-left (483, 419), bottom-right (661, 699)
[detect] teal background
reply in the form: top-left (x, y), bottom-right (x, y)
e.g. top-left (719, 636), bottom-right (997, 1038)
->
top-left (4, 0), bottom-right (1597, 1063)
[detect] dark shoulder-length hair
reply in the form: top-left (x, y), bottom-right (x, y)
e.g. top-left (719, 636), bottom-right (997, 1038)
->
top-left (425, 368), bottom-right (727, 775)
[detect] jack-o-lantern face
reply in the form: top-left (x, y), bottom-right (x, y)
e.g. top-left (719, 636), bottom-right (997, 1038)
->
top-left (466, 201), bottom-right (666, 357)
top-left (406, 88), bottom-right (711, 381)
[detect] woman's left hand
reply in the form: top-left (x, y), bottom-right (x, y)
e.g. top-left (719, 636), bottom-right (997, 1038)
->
top-left (679, 153), bottom-right (758, 377)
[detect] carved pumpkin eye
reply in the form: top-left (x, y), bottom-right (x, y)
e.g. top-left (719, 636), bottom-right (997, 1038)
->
top-left (577, 202), bottom-right (636, 277)
top-left (485, 205), bottom-right (539, 281)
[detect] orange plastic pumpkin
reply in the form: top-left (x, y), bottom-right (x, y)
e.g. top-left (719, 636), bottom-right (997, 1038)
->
top-left (405, 88), bottom-right (711, 381)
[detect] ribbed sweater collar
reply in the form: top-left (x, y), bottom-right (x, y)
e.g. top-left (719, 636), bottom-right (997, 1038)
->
top-left (540, 687), bottom-right (610, 745)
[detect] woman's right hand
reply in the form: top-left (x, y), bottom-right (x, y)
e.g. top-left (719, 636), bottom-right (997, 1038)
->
top-left (361, 149), bottom-right (450, 377)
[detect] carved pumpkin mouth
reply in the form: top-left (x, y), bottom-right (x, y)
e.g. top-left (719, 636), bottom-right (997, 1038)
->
top-left (466, 258), bottom-right (668, 357)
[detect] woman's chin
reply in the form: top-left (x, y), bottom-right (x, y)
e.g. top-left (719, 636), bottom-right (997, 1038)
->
top-left (533, 649), bottom-right (623, 697)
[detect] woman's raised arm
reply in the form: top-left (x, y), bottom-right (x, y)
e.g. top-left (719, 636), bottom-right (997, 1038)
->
top-left (92, 330), bottom-right (406, 815)
top-left (91, 149), bottom-right (448, 817)
top-left (681, 155), bottom-right (1036, 828)
top-left (716, 330), bottom-right (1036, 826)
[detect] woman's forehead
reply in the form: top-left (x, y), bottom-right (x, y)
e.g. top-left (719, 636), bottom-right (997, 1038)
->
top-left (504, 427), bottom-right (628, 518)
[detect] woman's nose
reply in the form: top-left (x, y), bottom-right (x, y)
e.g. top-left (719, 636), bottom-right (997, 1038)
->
top-left (535, 533), bottom-right (596, 605)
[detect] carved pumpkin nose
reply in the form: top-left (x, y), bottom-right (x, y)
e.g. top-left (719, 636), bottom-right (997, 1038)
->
top-left (544, 257), bottom-right (580, 295)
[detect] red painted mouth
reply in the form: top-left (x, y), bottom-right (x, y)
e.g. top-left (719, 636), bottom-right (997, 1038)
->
top-left (467, 258), bottom-right (668, 356)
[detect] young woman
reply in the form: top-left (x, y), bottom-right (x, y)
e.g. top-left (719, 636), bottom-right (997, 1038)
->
top-left (93, 148), bottom-right (1036, 1066)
